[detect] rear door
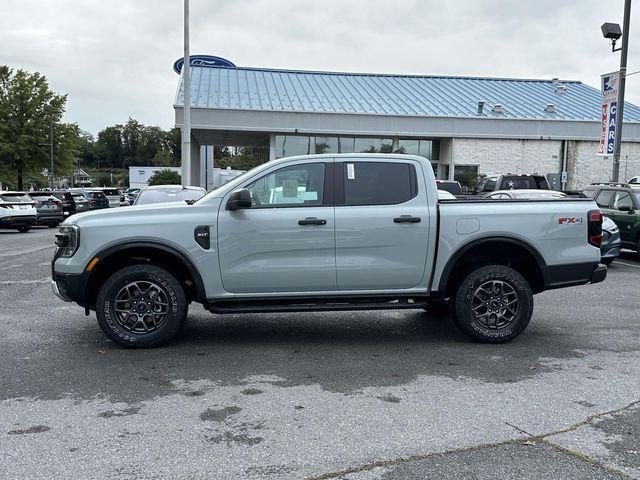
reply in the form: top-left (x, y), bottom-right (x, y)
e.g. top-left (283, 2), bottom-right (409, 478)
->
top-left (334, 159), bottom-right (430, 290)
top-left (610, 190), bottom-right (638, 244)
top-left (217, 160), bottom-right (336, 293)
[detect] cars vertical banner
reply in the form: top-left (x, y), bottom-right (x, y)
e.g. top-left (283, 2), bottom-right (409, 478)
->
top-left (597, 71), bottom-right (620, 156)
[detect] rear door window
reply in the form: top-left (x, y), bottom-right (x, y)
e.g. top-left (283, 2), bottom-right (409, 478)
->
top-left (595, 190), bottom-right (614, 208)
top-left (341, 162), bottom-right (417, 206)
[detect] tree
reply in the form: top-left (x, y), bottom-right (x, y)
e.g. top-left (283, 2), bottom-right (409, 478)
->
top-left (0, 66), bottom-right (78, 189)
top-left (147, 169), bottom-right (181, 186)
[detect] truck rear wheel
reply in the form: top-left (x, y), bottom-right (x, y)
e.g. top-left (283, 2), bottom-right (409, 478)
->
top-left (452, 265), bottom-right (533, 343)
top-left (96, 265), bottom-right (187, 348)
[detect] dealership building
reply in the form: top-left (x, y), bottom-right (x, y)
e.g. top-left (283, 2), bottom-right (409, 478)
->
top-left (174, 58), bottom-right (640, 189)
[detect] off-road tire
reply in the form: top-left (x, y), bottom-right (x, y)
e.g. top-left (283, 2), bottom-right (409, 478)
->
top-left (452, 265), bottom-right (533, 343)
top-left (96, 265), bottom-right (187, 348)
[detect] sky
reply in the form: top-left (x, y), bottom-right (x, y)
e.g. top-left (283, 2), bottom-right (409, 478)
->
top-left (1, 0), bottom-right (640, 136)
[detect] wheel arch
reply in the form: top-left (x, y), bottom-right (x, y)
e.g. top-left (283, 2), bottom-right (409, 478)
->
top-left (437, 235), bottom-right (547, 297)
top-left (84, 241), bottom-right (206, 309)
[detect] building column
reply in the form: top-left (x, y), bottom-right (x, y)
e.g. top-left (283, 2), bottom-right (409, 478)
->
top-left (269, 134), bottom-right (276, 161)
top-left (199, 145), bottom-right (215, 191)
top-left (189, 136), bottom-right (201, 187)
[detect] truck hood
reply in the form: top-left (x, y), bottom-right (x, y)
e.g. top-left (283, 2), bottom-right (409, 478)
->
top-left (63, 200), bottom-right (220, 227)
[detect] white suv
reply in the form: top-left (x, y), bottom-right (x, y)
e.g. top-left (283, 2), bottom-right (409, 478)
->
top-left (0, 191), bottom-right (37, 232)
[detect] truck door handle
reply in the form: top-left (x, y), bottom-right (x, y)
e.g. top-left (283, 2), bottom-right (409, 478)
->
top-left (298, 217), bottom-right (327, 226)
top-left (394, 215), bottom-right (421, 223)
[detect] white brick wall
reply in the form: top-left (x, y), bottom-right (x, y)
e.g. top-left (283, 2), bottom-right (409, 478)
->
top-left (451, 138), bottom-right (562, 177)
top-left (447, 137), bottom-right (640, 189)
top-left (570, 141), bottom-right (640, 189)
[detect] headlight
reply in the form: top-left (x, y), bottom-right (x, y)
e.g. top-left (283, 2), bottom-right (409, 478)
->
top-left (55, 225), bottom-right (80, 258)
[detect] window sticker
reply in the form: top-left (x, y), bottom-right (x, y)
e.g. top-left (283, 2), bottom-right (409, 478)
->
top-left (282, 179), bottom-right (299, 198)
top-left (347, 163), bottom-right (355, 180)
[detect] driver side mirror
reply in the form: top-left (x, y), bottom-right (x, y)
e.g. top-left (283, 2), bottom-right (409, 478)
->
top-left (227, 188), bottom-right (252, 210)
top-left (618, 204), bottom-right (634, 212)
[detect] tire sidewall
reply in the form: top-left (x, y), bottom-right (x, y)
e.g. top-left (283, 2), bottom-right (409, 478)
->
top-left (454, 266), bottom-right (533, 343)
top-left (96, 265), bottom-right (186, 347)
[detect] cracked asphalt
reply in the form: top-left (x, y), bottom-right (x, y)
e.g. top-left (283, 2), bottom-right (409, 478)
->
top-left (1, 227), bottom-right (639, 479)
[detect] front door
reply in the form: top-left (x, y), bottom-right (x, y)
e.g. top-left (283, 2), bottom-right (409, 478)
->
top-left (217, 160), bottom-right (336, 293)
top-left (334, 159), bottom-right (430, 290)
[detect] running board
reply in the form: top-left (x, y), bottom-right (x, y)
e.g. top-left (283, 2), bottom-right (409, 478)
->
top-left (205, 296), bottom-right (429, 314)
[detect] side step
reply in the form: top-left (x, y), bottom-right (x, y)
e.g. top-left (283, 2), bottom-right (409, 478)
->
top-left (205, 296), bottom-right (429, 314)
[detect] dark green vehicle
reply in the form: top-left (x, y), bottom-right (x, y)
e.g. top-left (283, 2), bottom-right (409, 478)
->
top-left (583, 183), bottom-right (640, 255)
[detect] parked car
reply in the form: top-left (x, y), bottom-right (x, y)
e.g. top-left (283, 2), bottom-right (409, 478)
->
top-left (582, 183), bottom-right (640, 256)
top-left (473, 174), bottom-right (550, 195)
top-left (123, 188), bottom-right (140, 205)
top-left (27, 192), bottom-right (65, 227)
top-left (435, 180), bottom-right (463, 196)
top-left (72, 189), bottom-right (110, 210)
top-left (600, 216), bottom-right (621, 265)
top-left (93, 188), bottom-right (127, 207)
top-left (29, 191), bottom-right (77, 217)
top-left (134, 185), bottom-right (207, 206)
top-left (52, 154), bottom-right (606, 348)
top-left (70, 192), bottom-right (90, 213)
top-left (437, 190), bottom-right (457, 200)
top-left (0, 191), bottom-right (37, 232)
top-left (485, 189), bottom-right (567, 200)
top-left (628, 175), bottom-right (640, 184)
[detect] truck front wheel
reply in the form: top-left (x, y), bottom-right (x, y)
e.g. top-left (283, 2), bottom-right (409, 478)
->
top-left (96, 265), bottom-right (187, 348)
top-left (452, 265), bottom-right (533, 343)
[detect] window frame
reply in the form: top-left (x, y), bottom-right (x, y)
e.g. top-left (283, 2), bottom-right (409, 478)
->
top-left (334, 160), bottom-right (419, 207)
top-left (241, 161), bottom-right (333, 209)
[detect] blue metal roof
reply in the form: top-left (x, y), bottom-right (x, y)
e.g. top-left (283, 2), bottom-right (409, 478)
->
top-left (176, 66), bottom-right (640, 122)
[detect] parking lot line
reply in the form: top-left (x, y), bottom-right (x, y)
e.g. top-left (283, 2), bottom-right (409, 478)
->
top-left (614, 261), bottom-right (640, 268)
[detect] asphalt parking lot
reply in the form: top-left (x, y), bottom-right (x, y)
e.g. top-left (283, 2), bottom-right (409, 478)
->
top-left (1, 227), bottom-right (639, 480)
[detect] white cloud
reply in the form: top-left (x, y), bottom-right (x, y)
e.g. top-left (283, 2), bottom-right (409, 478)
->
top-left (1, 0), bottom-right (638, 135)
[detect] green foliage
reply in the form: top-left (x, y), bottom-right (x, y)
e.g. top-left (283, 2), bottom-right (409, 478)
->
top-left (147, 169), bottom-right (181, 186)
top-left (0, 66), bottom-right (79, 189)
top-left (92, 119), bottom-right (180, 170)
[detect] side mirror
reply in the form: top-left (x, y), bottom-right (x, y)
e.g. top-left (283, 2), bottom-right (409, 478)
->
top-left (618, 205), bottom-right (634, 213)
top-left (227, 188), bottom-right (252, 210)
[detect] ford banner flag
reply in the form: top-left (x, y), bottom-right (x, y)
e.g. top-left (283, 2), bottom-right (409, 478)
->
top-left (597, 71), bottom-right (620, 156)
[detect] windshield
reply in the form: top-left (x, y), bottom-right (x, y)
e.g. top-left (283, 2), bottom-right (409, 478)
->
top-left (71, 194), bottom-right (87, 201)
top-left (101, 189), bottom-right (121, 196)
top-left (136, 188), bottom-right (205, 205)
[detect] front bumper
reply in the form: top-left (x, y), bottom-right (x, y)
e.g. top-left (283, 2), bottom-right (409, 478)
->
top-left (51, 279), bottom-right (71, 302)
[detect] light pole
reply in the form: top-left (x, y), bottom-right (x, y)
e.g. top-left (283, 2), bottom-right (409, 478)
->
top-left (49, 120), bottom-right (54, 189)
top-left (181, 0), bottom-right (191, 187)
top-left (602, 0), bottom-right (632, 182)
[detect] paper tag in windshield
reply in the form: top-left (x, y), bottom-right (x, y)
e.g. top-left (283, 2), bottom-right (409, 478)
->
top-left (347, 163), bottom-right (355, 180)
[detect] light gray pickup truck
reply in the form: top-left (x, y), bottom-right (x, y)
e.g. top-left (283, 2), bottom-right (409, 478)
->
top-left (52, 154), bottom-right (606, 347)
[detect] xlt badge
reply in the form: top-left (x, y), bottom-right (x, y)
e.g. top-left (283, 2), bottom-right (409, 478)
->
top-left (194, 226), bottom-right (210, 249)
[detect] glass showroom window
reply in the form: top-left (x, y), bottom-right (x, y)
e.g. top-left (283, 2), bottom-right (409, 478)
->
top-left (315, 137), bottom-right (339, 154)
top-left (354, 138), bottom-right (393, 153)
top-left (275, 135), bottom-right (313, 159)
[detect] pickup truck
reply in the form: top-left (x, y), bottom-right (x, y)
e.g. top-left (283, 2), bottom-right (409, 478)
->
top-left (51, 154), bottom-right (606, 348)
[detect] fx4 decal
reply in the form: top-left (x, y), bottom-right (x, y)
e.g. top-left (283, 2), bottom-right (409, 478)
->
top-left (558, 217), bottom-right (584, 225)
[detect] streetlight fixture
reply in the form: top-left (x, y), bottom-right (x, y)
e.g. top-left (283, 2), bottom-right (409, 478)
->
top-left (601, 0), bottom-right (632, 182)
